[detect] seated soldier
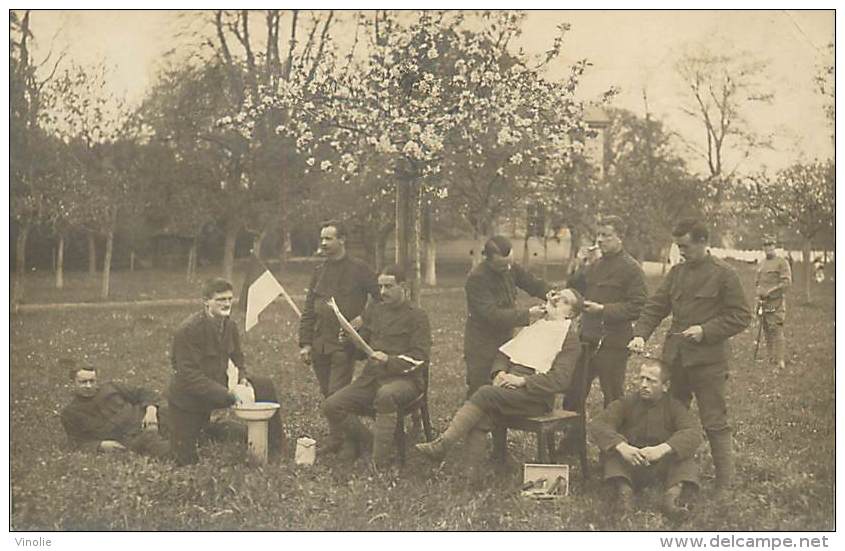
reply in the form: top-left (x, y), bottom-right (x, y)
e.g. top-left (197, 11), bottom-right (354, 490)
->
top-left (589, 358), bottom-right (703, 520)
top-left (415, 288), bottom-right (583, 474)
top-left (60, 363), bottom-right (171, 459)
top-left (321, 265), bottom-right (431, 470)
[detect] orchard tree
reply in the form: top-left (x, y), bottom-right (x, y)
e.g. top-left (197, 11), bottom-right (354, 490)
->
top-left (231, 11), bottom-right (595, 301)
top-left (814, 42), bottom-right (834, 142)
top-left (599, 107), bottom-right (706, 261)
top-left (745, 159), bottom-right (834, 303)
top-left (44, 63), bottom-right (140, 298)
top-left (42, 140), bottom-right (88, 288)
top-left (10, 10), bottom-right (64, 304)
top-left (675, 48), bottom-right (773, 242)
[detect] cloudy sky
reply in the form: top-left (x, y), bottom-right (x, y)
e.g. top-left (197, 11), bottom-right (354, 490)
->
top-left (24, 9), bottom-right (834, 174)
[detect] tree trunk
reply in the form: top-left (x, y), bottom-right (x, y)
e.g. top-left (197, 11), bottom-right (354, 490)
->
top-left (395, 175), bottom-right (421, 304)
top-left (13, 223), bottom-right (30, 306)
top-left (522, 232), bottom-right (531, 267)
top-left (542, 233), bottom-right (549, 282)
top-left (522, 204), bottom-right (531, 267)
top-left (424, 237), bottom-right (437, 287)
top-left (375, 224), bottom-right (391, 273)
top-left (222, 219), bottom-right (239, 282)
top-left (56, 233), bottom-right (65, 289)
top-left (278, 178), bottom-right (290, 263)
top-left (101, 228), bottom-right (114, 299)
top-left (802, 238), bottom-right (812, 304)
top-left (395, 180), bottom-right (409, 268)
top-left (568, 226), bottom-right (579, 261)
top-left (87, 232), bottom-right (97, 276)
top-left (186, 236), bottom-right (198, 282)
top-left (472, 235), bottom-right (486, 268)
top-left (253, 230), bottom-right (266, 258)
top-left (422, 202), bottom-right (436, 287)
top-left (412, 189), bottom-right (421, 304)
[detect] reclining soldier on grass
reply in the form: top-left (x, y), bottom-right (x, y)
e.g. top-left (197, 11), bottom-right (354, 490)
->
top-left (416, 288), bottom-right (583, 476)
top-left (60, 362), bottom-right (171, 459)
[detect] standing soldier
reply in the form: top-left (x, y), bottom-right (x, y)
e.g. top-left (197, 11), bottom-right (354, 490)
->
top-left (299, 220), bottom-right (380, 452)
top-left (463, 235), bottom-right (552, 399)
top-left (755, 235), bottom-right (792, 370)
top-left (628, 219), bottom-right (751, 495)
top-left (566, 215), bottom-right (647, 409)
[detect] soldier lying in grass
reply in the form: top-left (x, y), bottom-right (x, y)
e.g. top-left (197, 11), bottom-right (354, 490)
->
top-left (60, 363), bottom-right (171, 459)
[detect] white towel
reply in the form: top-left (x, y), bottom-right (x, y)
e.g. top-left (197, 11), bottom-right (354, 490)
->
top-left (499, 319), bottom-right (571, 374)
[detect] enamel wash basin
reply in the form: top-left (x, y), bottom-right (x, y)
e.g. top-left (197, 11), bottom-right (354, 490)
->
top-left (233, 402), bottom-right (280, 464)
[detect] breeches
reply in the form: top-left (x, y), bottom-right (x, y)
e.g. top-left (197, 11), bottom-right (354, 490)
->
top-left (168, 404), bottom-right (246, 466)
top-left (468, 384), bottom-right (550, 422)
top-left (168, 375), bottom-right (282, 466)
top-left (604, 452), bottom-right (699, 489)
top-left (762, 313), bottom-right (786, 363)
top-left (312, 349), bottom-right (355, 397)
top-left (322, 376), bottom-right (420, 422)
top-left (670, 360), bottom-right (730, 433)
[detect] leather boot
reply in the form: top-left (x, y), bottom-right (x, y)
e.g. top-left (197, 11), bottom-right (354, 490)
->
top-left (707, 429), bottom-right (734, 491)
top-left (662, 484), bottom-right (686, 521)
top-left (337, 416), bottom-right (372, 462)
top-left (338, 438), bottom-right (360, 462)
top-left (614, 478), bottom-right (633, 516)
top-left (416, 403), bottom-right (485, 461)
top-left (464, 428), bottom-right (488, 487)
top-left (319, 418), bottom-right (346, 456)
top-left (372, 413), bottom-right (397, 469)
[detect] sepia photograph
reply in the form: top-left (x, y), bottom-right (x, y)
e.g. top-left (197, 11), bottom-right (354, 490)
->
top-left (7, 6), bottom-right (836, 539)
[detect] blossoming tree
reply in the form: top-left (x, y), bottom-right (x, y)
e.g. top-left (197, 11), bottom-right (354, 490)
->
top-left (227, 10), bottom-right (598, 301)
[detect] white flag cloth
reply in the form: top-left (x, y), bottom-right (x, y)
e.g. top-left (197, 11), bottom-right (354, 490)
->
top-left (499, 318), bottom-right (571, 374)
top-left (244, 269), bottom-right (284, 332)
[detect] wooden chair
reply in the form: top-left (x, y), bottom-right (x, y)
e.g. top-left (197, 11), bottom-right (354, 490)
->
top-left (491, 358), bottom-right (590, 478)
top-left (362, 362), bottom-right (434, 465)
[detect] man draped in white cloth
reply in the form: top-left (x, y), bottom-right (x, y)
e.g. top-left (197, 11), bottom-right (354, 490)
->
top-left (417, 289), bottom-right (583, 477)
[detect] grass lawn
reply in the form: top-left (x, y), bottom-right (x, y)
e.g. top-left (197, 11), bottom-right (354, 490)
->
top-left (9, 261), bottom-right (835, 530)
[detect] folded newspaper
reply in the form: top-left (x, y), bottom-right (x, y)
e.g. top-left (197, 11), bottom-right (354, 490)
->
top-left (327, 297), bottom-right (375, 357)
top-left (499, 318), bottom-right (571, 374)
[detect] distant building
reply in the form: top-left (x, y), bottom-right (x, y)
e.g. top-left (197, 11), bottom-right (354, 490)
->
top-left (583, 105), bottom-right (610, 177)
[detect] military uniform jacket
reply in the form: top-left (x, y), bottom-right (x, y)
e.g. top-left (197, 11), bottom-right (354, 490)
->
top-left (633, 255), bottom-right (751, 367)
top-left (568, 249), bottom-right (647, 348)
top-left (352, 301), bottom-right (432, 389)
top-left (298, 255), bottom-right (380, 354)
top-left (756, 256), bottom-right (792, 311)
top-left (464, 261), bottom-right (550, 365)
top-left (61, 382), bottom-right (160, 452)
top-left (589, 394), bottom-right (702, 460)
top-left (168, 311), bottom-right (244, 412)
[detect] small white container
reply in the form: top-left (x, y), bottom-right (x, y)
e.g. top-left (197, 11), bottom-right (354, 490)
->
top-left (295, 437), bottom-right (316, 465)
